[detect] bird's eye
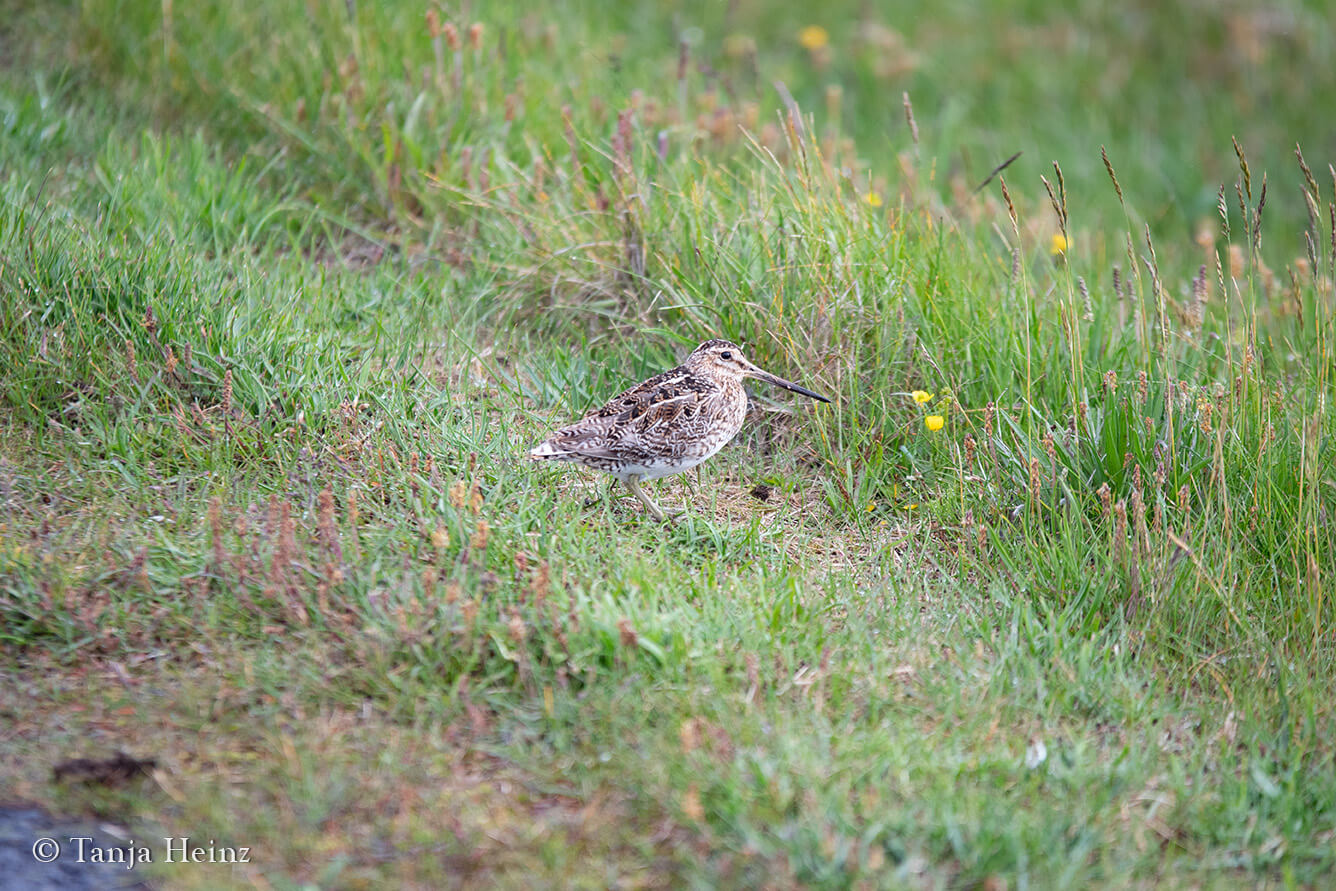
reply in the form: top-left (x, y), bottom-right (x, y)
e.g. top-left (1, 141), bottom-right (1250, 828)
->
top-left (720, 351), bottom-right (732, 360)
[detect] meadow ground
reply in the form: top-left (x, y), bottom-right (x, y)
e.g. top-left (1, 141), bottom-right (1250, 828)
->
top-left (2, 1), bottom-right (1334, 887)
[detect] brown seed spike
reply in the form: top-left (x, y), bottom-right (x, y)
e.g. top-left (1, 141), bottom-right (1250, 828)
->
top-left (1253, 174), bottom-right (1267, 252)
top-left (1041, 175), bottom-right (1063, 232)
top-left (209, 497), bottom-right (226, 578)
top-left (1232, 135), bottom-right (1251, 199)
top-left (1296, 144), bottom-right (1319, 200)
top-left (902, 91), bottom-right (919, 147)
top-left (1053, 161), bottom-right (1067, 227)
top-left (1101, 145), bottom-right (1124, 205)
top-left (618, 617), bottom-right (638, 648)
top-left (999, 176), bottom-right (1018, 234)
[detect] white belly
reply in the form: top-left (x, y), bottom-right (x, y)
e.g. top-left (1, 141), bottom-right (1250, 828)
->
top-left (613, 429), bottom-right (737, 481)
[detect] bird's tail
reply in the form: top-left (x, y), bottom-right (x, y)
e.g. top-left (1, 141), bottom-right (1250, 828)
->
top-left (527, 440), bottom-right (566, 460)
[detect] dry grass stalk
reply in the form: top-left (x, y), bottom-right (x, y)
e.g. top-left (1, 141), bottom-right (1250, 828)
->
top-left (1131, 485), bottom-right (1149, 558)
top-left (209, 497), bottom-right (226, 580)
top-left (902, 91), bottom-right (919, 148)
top-left (1232, 136), bottom-right (1252, 199)
top-left (470, 519), bottom-right (490, 551)
top-left (999, 176), bottom-right (1018, 236)
top-left (1252, 175), bottom-right (1267, 252)
top-left (1113, 499), bottom-right (1128, 562)
top-left (1190, 265), bottom-right (1208, 328)
top-left (983, 401), bottom-right (997, 466)
top-left (318, 486), bottom-right (342, 564)
top-left (1101, 145), bottom-right (1123, 205)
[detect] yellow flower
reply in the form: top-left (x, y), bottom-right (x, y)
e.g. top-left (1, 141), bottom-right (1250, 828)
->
top-left (925, 415), bottom-right (945, 431)
top-left (1050, 232), bottom-right (1068, 255)
top-left (866, 503), bottom-right (876, 513)
top-left (798, 25), bottom-right (829, 50)
top-left (911, 390), bottom-right (933, 404)
top-left (865, 191), bottom-right (883, 208)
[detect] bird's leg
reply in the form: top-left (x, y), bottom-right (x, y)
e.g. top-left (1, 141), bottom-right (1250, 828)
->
top-left (681, 465), bottom-right (701, 497)
top-left (624, 476), bottom-right (678, 523)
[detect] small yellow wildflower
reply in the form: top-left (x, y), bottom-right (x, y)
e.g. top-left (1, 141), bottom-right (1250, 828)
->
top-left (798, 25), bottom-right (829, 50)
top-left (1050, 232), bottom-right (1068, 255)
top-left (865, 191), bottom-right (883, 208)
top-left (906, 503), bottom-right (919, 510)
top-left (866, 503), bottom-right (876, 513)
top-left (925, 415), bottom-right (945, 431)
top-left (911, 390), bottom-right (933, 404)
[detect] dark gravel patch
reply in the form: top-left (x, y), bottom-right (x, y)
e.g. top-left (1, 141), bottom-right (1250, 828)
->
top-left (0, 804), bottom-right (150, 891)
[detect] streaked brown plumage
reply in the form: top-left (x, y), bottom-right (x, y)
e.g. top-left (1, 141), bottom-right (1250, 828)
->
top-left (528, 340), bottom-right (830, 521)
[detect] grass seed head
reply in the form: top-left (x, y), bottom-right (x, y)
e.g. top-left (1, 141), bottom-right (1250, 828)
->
top-left (617, 617), bottom-right (637, 648)
top-left (470, 519), bottom-right (490, 551)
top-left (209, 497), bottom-right (226, 574)
top-left (902, 91), bottom-right (919, 146)
top-left (1113, 499), bottom-right (1128, 561)
top-left (1101, 145), bottom-right (1124, 205)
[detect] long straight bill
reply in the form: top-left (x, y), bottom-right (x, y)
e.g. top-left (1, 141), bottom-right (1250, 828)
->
top-left (754, 371), bottom-right (831, 403)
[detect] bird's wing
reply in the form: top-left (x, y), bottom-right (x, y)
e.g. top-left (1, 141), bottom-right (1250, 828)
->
top-left (542, 368), bottom-right (711, 457)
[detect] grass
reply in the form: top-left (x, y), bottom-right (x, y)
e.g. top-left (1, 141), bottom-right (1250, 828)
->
top-left (2, 0), bottom-right (1334, 887)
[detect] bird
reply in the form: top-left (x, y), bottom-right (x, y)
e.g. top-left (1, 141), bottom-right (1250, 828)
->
top-left (528, 339), bottom-right (830, 521)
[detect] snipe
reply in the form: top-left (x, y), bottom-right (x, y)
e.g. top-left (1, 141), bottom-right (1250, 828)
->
top-left (528, 340), bottom-right (830, 521)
